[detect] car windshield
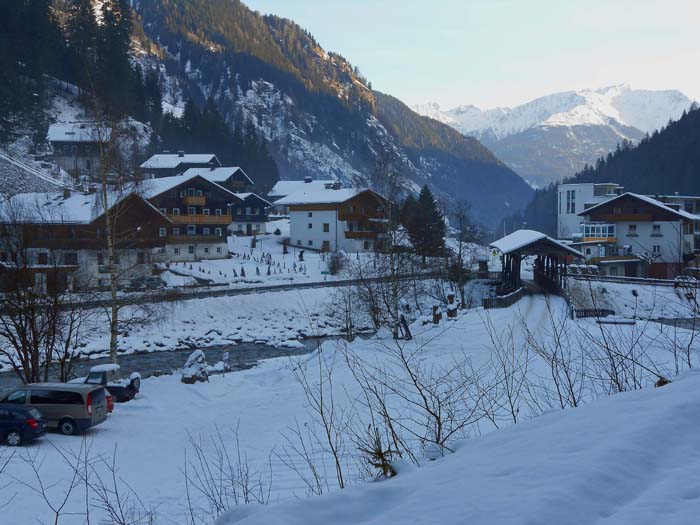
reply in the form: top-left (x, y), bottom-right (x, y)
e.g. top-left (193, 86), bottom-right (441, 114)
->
top-left (86, 372), bottom-right (103, 384)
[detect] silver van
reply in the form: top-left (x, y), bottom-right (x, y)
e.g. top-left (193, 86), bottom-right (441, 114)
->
top-left (0, 383), bottom-right (108, 435)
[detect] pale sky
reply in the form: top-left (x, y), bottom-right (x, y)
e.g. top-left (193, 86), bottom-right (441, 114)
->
top-left (244, 0), bottom-right (700, 110)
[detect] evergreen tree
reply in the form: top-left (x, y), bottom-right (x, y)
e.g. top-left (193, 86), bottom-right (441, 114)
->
top-left (406, 185), bottom-right (446, 259)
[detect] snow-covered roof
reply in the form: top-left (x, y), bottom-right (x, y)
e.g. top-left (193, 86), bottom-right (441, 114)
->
top-left (491, 230), bottom-right (583, 257)
top-left (275, 187), bottom-right (365, 206)
top-left (90, 363), bottom-right (120, 373)
top-left (47, 122), bottom-right (111, 143)
top-left (141, 174), bottom-right (239, 200)
top-left (268, 179), bottom-right (336, 198)
top-left (2, 191), bottom-right (119, 224)
top-left (232, 193), bottom-right (272, 206)
top-left (579, 192), bottom-right (700, 221)
top-left (140, 153), bottom-right (219, 170)
top-left (182, 167), bottom-right (254, 185)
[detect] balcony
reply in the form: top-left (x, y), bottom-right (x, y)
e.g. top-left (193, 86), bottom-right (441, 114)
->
top-left (582, 237), bottom-right (617, 244)
top-left (345, 230), bottom-right (378, 239)
top-left (183, 195), bottom-right (206, 206)
top-left (167, 214), bottom-right (231, 225)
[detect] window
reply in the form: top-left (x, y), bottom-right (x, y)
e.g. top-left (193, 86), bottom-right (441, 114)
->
top-left (188, 246), bottom-right (195, 255)
top-left (37, 252), bottom-right (48, 265)
top-left (187, 225), bottom-right (196, 235)
top-left (254, 208), bottom-right (259, 215)
top-left (174, 248), bottom-right (180, 255)
top-left (3, 390), bottom-right (26, 404)
top-left (85, 159), bottom-right (91, 170)
top-left (254, 224), bottom-right (260, 231)
top-left (137, 252), bottom-right (145, 264)
top-left (237, 224), bottom-right (243, 232)
top-left (322, 240), bottom-right (330, 251)
top-left (216, 247), bottom-right (222, 254)
top-left (159, 227), bottom-right (167, 237)
top-left (613, 207), bottom-right (622, 216)
top-left (652, 224), bottom-right (662, 236)
top-left (159, 208), bottom-right (167, 214)
top-left (187, 188), bottom-right (195, 197)
top-left (297, 240), bottom-right (302, 246)
top-left (610, 267), bottom-right (619, 277)
top-left (653, 245), bottom-right (661, 256)
top-left (30, 389), bottom-right (83, 405)
top-left (172, 208), bottom-right (180, 215)
top-left (97, 253), bottom-right (104, 265)
top-left (566, 190), bottom-right (576, 214)
top-left (173, 227), bottom-right (181, 236)
top-left (308, 223), bottom-right (313, 229)
top-left (308, 212), bottom-right (313, 218)
top-left (215, 209), bottom-right (222, 216)
top-left (204, 247), bottom-right (210, 254)
top-left (627, 224), bottom-right (637, 235)
top-left (64, 252), bottom-right (78, 265)
top-left (196, 189), bottom-right (203, 196)
top-left (246, 207), bottom-right (252, 215)
top-left (308, 240), bottom-right (313, 246)
top-left (203, 208), bottom-right (210, 215)
top-left (187, 206), bottom-right (196, 215)
top-left (237, 208), bottom-right (243, 215)
top-left (215, 228), bottom-right (222, 236)
top-left (363, 241), bottom-right (370, 250)
top-left (179, 190), bottom-right (186, 198)
top-left (203, 227), bottom-right (210, 235)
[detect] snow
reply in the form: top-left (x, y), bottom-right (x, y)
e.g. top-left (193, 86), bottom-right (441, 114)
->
top-left (490, 229), bottom-right (583, 257)
top-left (269, 179), bottom-right (337, 199)
top-left (181, 166), bottom-right (254, 185)
top-left (2, 293), bottom-right (696, 524)
top-left (275, 187), bottom-right (364, 206)
top-left (89, 363), bottom-right (120, 373)
top-left (580, 192), bottom-right (700, 221)
top-left (139, 153), bottom-right (219, 170)
top-left (140, 173), bottom-right (237, 199)
top-left (1, 191), bottom-right (109, 224)
top-left (219, 367), bottom-right (700, 525)
top-left (46, 122), bottom-right (111, 143)
top-left (413, 84), bottom-right (695, 141)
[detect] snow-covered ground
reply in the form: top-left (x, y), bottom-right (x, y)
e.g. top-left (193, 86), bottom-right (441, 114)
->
top-left (568, 278), bottom-right (700, 319)
top-left (1, 294), bottom-right (697, 524)
top-left (222, 366), bottom-right (700, 525)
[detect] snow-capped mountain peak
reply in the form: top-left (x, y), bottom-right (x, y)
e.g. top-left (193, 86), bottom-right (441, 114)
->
top-left (414, 84), bottom-right (693, 141)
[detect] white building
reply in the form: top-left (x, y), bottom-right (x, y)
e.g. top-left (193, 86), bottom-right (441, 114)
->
top-left (557, 182), bottom-right (624, 239)
top-left (275, 187), bottom-right (387, 253)
top-left (577, 192), bottom-right (700, 278)
top-left (268, 177), bottom-right (337, 215)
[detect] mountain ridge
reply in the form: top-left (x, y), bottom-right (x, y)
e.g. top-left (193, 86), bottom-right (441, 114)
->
top-left (413, 85), bottom-right (694, 187)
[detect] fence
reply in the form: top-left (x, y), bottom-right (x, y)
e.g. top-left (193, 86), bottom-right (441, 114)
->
top-left (482, 287), bottom-right (525, 309)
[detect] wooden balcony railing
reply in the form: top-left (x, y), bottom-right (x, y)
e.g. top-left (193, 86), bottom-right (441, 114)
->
top-left (183, 195), bottom-right (206, 206)
top-left (167, 214), bottom-right (231, 225)
top-left (166, 235), bottom-right (227, 244)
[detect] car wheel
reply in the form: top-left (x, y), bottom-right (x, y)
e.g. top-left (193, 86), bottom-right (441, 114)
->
top-left (5, 430), bottom-right (21, 446)
top-left (59, 418), bottom-right (77, 436)
top-left (131, 377), bottom-right (141, 391)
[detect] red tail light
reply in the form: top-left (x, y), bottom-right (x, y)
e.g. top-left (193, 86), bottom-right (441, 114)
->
top-left (26, 418), bottom-right (39, 429)
top-left (106, 394), bottom-right (114, 413)
top-left (86, 392), bottom-right (92, 416)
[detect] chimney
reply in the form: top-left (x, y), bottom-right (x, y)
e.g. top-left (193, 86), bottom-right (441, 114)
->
top-left (63, 187), bottom-right (71, 199)
top-left (178, 150), bottom-right (185, 157)
top-left (304, 176), bottom-right (313, 183)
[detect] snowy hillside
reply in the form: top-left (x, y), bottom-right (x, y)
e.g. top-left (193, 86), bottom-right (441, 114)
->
top-left (414, 85), bottom-right (695, 186)
top-left (220, 368), bottom-right (700, 525)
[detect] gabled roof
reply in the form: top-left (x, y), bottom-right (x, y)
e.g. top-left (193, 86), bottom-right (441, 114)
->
top-left (140, 174), bottom-right (240, 200)
top-left (182, 167), bottom-right (254, 186)
top-left (579, 192), bottom-right (700, 221)
top-left (140, 153), bottom-right (220, 170)
top-left (491, 230), bottom-right (583, 257)
top-left (233, 193), bottom-right (272, 206)
top-left (47, 123), bottom-right (111, 143)
top-left (268, 179), bottom-right (336, 198)
top-left (275, 187), bottom-right (373, 206)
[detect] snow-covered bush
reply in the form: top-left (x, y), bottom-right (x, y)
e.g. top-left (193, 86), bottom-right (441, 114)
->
top-left (181, 349), bottom-right (209, 384)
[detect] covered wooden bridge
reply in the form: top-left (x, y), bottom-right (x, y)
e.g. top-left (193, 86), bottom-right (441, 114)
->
top-left (490, 230), bottom-right (583, 296)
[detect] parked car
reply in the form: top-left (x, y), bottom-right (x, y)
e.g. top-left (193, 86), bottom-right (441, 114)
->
top-left (0, 404), bottom-right (48, 446)
top-left (0, 384), bottom-right (108, 435)
top-left (82, 364), bottom-right (140, 403)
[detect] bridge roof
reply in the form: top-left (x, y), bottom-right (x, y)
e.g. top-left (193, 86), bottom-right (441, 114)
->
top-left (491, 230), bottom-right (582, 258)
